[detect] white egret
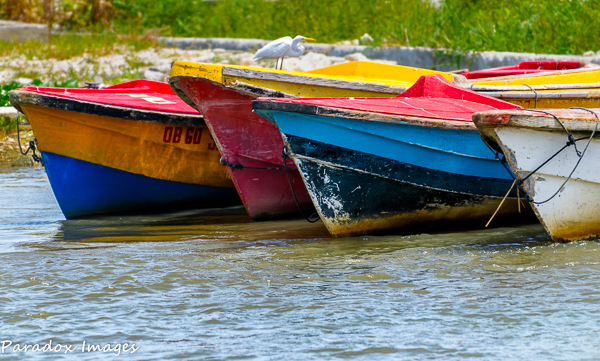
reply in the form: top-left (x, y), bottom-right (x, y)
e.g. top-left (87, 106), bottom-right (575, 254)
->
top-left (254, 35), bottom-right (316, 70)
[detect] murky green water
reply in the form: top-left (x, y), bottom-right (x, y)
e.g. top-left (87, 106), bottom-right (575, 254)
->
top-left (2, 166), bottom-right (600, 360)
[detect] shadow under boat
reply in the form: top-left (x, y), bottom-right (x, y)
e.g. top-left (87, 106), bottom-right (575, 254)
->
top-left (52, 205), bottom-right (331, 243)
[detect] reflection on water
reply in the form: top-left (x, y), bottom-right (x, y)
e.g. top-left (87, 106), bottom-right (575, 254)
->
top-left (52, 207), bottom-right (330, 244)
top-left (2, 166), bottom-right (600, 360)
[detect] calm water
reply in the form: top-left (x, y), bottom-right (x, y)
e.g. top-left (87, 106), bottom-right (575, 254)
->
top-left (1, 166), bottom-right (600, 360)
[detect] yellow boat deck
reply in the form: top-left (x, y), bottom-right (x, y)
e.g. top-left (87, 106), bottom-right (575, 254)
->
top-left (170, 61), bottom-right (465, 98)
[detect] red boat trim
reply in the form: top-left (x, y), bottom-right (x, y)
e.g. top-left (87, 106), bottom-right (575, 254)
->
top-left (17, 80), bottom-right (199, 114)
top-left (254, 75), bottom-right (520, 123)
top-left (10, 91), bottom-right (205, 126)
top-left (252, 100), bottom-right (478, 131)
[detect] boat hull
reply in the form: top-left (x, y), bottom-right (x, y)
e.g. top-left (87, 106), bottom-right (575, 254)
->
top-left (257, 110), bottom-right (532, 237)
top-left (482, 126), bottom-right (600, 241)
top-left (13, 96), bottom-right (239, 219)
top-left (42, 152), bottom-right (238, 219)
top-left (174, 76), bottom-right (314, 219)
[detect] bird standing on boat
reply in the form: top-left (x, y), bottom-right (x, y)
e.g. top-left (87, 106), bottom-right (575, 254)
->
top-left (253, 35), bottom-right (316, 70)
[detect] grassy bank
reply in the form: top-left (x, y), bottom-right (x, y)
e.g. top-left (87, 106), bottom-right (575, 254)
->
top-left (0, 32), bottom-right (156, 60)
top-left (2, 0), bottom-right (599, 55)
top-left (115, 0), bottom-right (599, 55)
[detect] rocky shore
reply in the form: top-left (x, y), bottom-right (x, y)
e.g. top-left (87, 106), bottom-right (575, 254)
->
top-left (4, 46), bottom-right (395, 86)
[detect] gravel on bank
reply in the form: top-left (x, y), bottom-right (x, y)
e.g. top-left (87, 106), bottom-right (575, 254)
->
top-left (3, 46), bottom-right (396, 86)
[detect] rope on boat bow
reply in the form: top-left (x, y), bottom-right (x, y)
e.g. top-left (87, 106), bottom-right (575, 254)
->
top-left (523, 84), bottom-right (538, 109)
top-left (15, 112), bottom-right (42, 164)
top-left (487, 107), bottom-right (600, 226)
top-left (519, 107), bottom-right (600, 205)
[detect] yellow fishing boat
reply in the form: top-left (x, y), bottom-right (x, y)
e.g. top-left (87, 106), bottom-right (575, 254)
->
top-left (170, 60), bottom-right (465, 100)
top-left (10, 80), bottom-right (240, 219)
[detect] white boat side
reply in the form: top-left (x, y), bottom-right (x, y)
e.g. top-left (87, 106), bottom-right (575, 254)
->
top-left (473, 108), bottom-right (600, 241)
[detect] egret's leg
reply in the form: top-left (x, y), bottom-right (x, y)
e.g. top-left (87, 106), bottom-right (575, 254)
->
top-left (280, 57), bottom-right (285, 70)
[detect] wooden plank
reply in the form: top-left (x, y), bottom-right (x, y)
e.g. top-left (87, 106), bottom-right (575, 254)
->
top-left (477, 110), bottom-right (600, 132)
top-left (225, 81), bottom-right (301, 98)
top-left (509, 114), bottom-right (600, 132)
top-left (223, 67), bottom-right (408, 95)
top-left (466, 66), bottom-right (600, 83)
top-left (481, 91), bottom-right (593, 99)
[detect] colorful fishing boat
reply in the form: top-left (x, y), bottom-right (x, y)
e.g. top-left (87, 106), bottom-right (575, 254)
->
top-left (462, 61), bottom-right (589, 80)
top-left (474, 108), bottom-right (600, 241)
top-left (169, 61), bottom-right (465, 219)
top-left (253, 75), bottom-right (534, 237)
top-left (10, 80), bottom-right (240, 219)
top-left (470, 67), bottom-right (600, 109)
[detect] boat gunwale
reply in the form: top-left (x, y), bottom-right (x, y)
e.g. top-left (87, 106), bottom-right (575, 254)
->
top-left (473, 109), bottom-right (600, 132)
top-left (252, 100), bottom-right (478, 131)
top-left (9, 90), bottom-right (205, 126)
top-left (467, 65), bottom-right (600, 84)
top-left (222, 66), bottom-right (410, 95)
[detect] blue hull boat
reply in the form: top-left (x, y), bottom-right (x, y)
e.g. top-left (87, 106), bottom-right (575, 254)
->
top-left (42, 152), bottom-right (240, 219)
top-left (253, 75), bottom-right (533, 237)
top-left (10, 80), bottom-right (240, 219)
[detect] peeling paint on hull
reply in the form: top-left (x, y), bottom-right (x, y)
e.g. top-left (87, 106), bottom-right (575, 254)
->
top-left (286, 137), bottom-right (532, 237)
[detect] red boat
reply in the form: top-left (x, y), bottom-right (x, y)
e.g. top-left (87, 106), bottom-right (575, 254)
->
top-left (170, 75), bottom-right (318, 219)
top-left (463, 61), bottom-right (589, 80)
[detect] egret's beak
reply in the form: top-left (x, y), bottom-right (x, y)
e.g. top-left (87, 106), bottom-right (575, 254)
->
top-left (304, 38), bottom-right (317, 42)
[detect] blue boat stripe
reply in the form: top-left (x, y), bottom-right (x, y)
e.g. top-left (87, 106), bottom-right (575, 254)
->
top-left (263, 110), bottom-right (511, 179)
top-left (285, 135), bottom-right (518, 198)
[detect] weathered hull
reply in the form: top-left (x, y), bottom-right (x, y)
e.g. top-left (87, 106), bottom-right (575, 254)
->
top-left (174, 76), bottom-right (314, 219)
top-left (12, 94), bottom-right (239, 219)
top-left (482, 126), bottom-right (600, 241)
top-left (257, 110), bottom-right (532, 237)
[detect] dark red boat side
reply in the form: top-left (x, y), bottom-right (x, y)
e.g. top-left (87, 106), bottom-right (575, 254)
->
top-left (171, 76), bottom-right (314, 219)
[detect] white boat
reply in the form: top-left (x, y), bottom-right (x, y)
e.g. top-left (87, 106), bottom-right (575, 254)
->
top-left (473, 108), bottom-right (600, 241)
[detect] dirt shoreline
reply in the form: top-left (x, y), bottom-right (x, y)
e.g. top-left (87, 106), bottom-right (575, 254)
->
top-left (0, 129), bottom-right (41, 167)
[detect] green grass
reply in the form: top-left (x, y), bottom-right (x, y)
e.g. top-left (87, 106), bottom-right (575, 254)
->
top-left (110, 0), bottom-right (600, 55)
top-left (0, 33), bottom-right (156, 60)
top-left (0, 114), bottom-right (17, 138)
top-left (0, 32), bottom-right (155, 86)
top-left (0, 81), bottom-right (25, 107)
top-left (1, 1), bottom-right (597, 58)
top-left (0, 79), bottom-right (78, 107)
top-left (0, 0), bottom-right (597, 81)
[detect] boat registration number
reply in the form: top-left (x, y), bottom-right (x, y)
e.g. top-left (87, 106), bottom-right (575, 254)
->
top-left (162, 126), bottom-right (217, 150)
